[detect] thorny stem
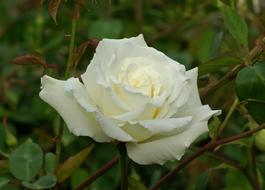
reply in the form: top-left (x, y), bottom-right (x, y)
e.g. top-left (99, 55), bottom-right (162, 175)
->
top-left (64, 18), bottom-right (77, 78)
top-left (238, 103), bottom-right (261, 189)
top-left (55, 5), bottom-right (78, 184)
top-left (74, 156), bottom-right (119, 190)
top-left (244, 147), bottom-right (260, 190)
top-left (200, 43), bottom-right (264, 99)
top-left (189, 147), bottom-right (242, 170)
top-left (199, 63), bottom-right (244, 98)
top-left (149, 123), bottom-right (265, 190)
top-left (118, 143), bottom-right (128, 190)
top-left (55, 117), bottom-right (64, 164)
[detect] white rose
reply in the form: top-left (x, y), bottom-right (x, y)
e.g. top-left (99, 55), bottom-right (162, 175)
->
top-left (40, 34), bottom-right (221, 165)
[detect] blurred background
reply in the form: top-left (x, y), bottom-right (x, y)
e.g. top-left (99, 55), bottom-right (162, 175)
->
top-left (1, 0), bottom-right (265, 189)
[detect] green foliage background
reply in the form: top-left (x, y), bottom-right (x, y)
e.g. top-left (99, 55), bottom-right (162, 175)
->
top-left (1, 0), bottom-right (265, 189)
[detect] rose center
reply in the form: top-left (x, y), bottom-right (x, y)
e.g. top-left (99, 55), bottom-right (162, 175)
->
top-left (128, 68), bottom-right (161, 97)
top-left (117, 58), bottom-right (162, 98)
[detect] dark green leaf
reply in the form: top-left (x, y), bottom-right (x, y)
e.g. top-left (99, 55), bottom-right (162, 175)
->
top-left (9, 139), bottom-right (43, 181)
top-left (223, 5), bottom-right (248, 47)
top-left (70, 168), bottom-right (89, 189)
top-left (236, 62), bottom-right (265, 123)
top-left (199, 56), bottom-right (241, 76)
top-left (1, 184), bottom-right (18, 190)
top-left (194, 171), bottom-right (209, 190)
top-left (224, 169), bottom-right (252, 190)
top-left (22, 175), bottom-right (57, 189)
top-left (0, 178), bottom-right (10, 188)
top-left (210, 32), bottom-right (224, 58)
top-left (0, 124), bottom-right (6, 150)
top-left (56, 144), bottom-right (94, 183)
top-left (89, 19), bottom-right (123, 39)
top-left (44, 153), bottom-right (57, 175)
top-left (0, 160), bottom-right (9, 175)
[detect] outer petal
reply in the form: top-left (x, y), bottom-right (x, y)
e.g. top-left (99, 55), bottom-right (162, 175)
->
top-left (126, 106), bottom-right (220, 165)
top-left (185, 67), bottom-right (202, 106)
top-left (138, 116), bottom-right (192, 134)
top-left (95, 112), bottom-right (135, 142)
top-left (96, 34), bottom-right (148, 65)
top-left (39, 75), bottom-right (111, 142)
top-left (119, 116), bottom-right (192, 142)
top-left (126, 121), bottom-right (208, 165)
top-left (64, 77), bottom-right (97, 112)
top-left (64, 77), bottom-right (135, 142)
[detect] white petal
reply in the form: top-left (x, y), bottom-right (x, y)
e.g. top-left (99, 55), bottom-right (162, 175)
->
top-left (95, 112), bottom-right (135, 142)
top-left (97, 34), bottom-right (147, 60)
top-left (112, 105), bottom-right (146, 122)
top-left (119, 116), bottom-right (192, 142)
top-left (64, 77), bottom-right (96, 112)
top-left (111, 83), bottom-right (149, 111)
top-left (138, 116), bottom-right (192, 134)
top-left (126, 121), bottom-right (208, 165)
top-left (122, 123), bottom-right (153, 142)
top-left (81, 60), bottom-right (129, 116)
top-left (185, 67), bottom-right (202, 106)
top-left (94, 34), bottom-right (147, 70)
top-left (39, 75), bottom-right (111, 142)
top-left (126, 105), bottom-right (220, 165)
top-left (176, 105), bottom-right (221, 121)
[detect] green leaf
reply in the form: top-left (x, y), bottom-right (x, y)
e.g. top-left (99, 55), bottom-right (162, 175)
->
top-left (89, 19), bottom-right (123, 39)
top-left (236, 62), bottom-right (265, 123)
top-left (224, 169), bottom-right (252, 190)
top-left (70, 168), bottom-right (89, 189)
top-left (0, 178), bottom-right (10, 188)
top-left (223, 5), bottom-right (248, 47)
top-left (199, 56), bottom-right (241, 76)
top-left (44, 153), bottom-right (57, 175)
top-left (56, 144), bottom-right (94, 183)
top-left (194, 171), bottom-right (209, 190)
top-left (22, 175), bottom-right (57, 189)
top-left (1, 184), bottom-right (18, 190)
top-left (9, 139), bottom-right (43, 181)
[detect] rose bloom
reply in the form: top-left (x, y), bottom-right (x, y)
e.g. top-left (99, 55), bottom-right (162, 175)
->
top-left (40, 34), bottom-right (220, 165)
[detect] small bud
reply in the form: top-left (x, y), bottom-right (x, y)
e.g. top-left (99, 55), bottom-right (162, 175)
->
top-left (255, 129), bottom-right (265, 151)
top-left (5, 128), bottom-right (18, 147)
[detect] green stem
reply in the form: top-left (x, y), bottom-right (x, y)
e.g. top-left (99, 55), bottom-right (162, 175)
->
top-left (214, 97), bottom-right (239, 139)
top-left (244, 147), bottom-right (260, 190)
top-left (55, 16), bottom-right (77, 168)
top-left (55, 117), bottom-right (64, 163)
top-left (65, 18), bottom-right (77, 78)
top-left (119, 143), bottom-right (128, 190)
top-left (0, 150), bottom-right (9, 159)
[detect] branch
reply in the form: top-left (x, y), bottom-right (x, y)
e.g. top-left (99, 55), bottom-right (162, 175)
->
top-left (73, 155), bottom-right (119, 190)
top-left (150, 123), bottom-right (265, 190)
top-left (200, 43), bottom-right (264, 99)
top-left (199, 63), bottom-right (244, 98)
top-left (189, 147), bottom-right (242, 170)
